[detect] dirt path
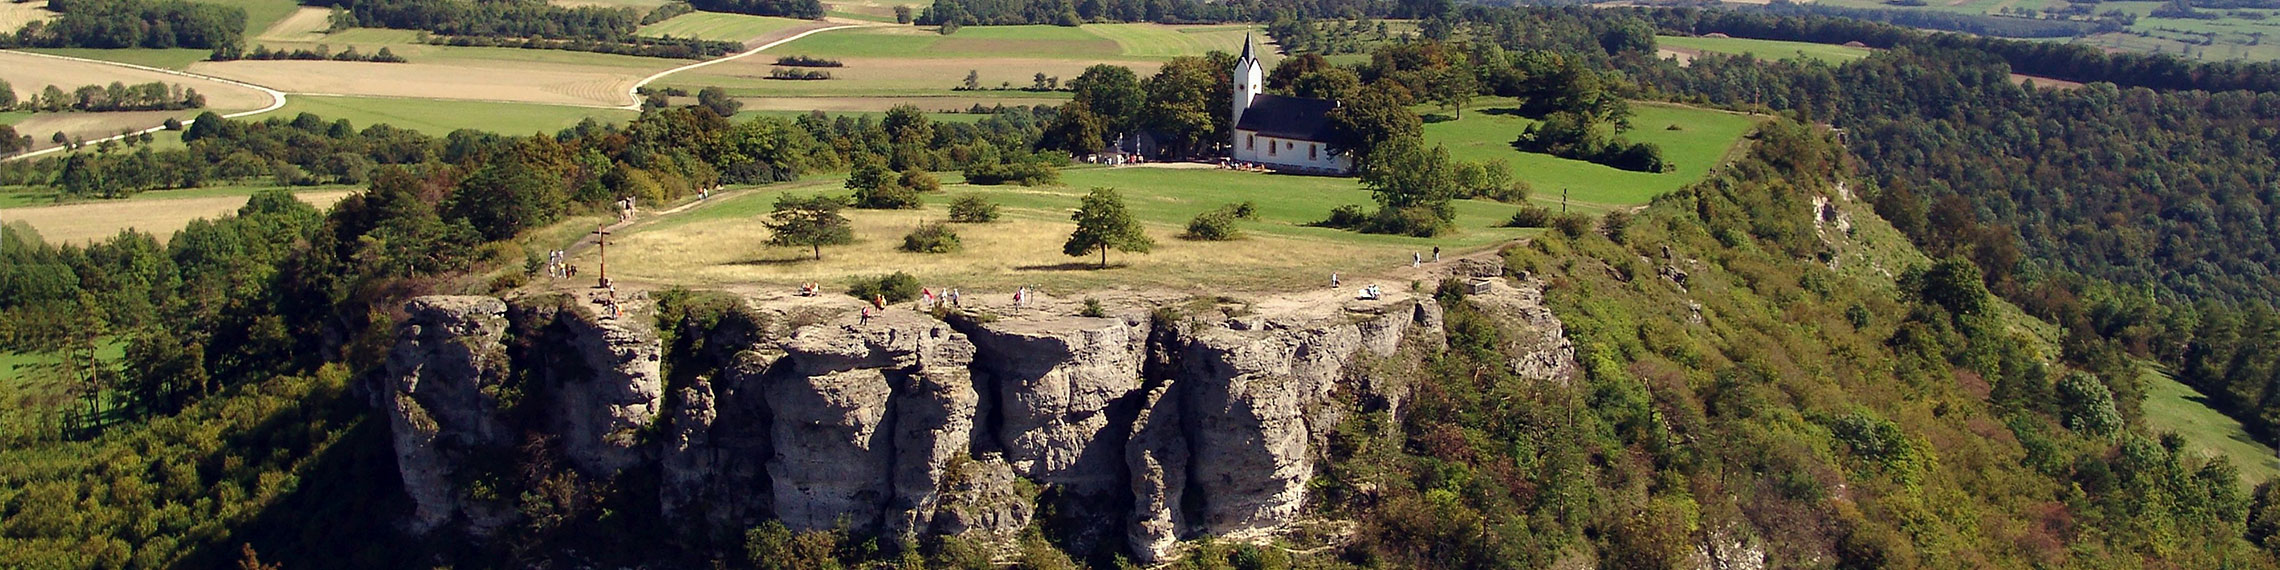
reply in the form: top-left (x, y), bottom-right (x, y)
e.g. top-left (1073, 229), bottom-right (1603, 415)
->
top-left (3, 50), bottom-right (287, 162)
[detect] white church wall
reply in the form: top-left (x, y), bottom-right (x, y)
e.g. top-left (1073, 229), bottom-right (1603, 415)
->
top-left (1233, 131), bottom-right (1352, 173)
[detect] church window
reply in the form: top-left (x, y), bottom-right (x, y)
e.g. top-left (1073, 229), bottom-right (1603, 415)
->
top-left (1309, 144), bottom-right (1318, 160)
top-left (1268, 140), bottom-right (1276, 156)
top-left (1246, 134), bottom-right (1254, 150)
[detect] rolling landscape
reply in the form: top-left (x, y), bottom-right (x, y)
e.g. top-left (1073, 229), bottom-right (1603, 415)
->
top-left (9, 0), bottom-right (2280, 568)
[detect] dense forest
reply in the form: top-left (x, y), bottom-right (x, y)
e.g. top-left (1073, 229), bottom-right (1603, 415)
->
top-left (1, 0), bottom-right (244, 50)
top-left (13, 1), bottom-right (2280, 567)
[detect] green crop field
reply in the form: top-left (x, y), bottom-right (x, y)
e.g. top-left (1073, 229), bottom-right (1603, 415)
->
top-left (738, 109), bottom-right (994, 123)
top-left (246, 95), bottom-right (633, 137)
top-left (637, 12), bottom-right (807, 43)
top-left (1658, 35), bottom-right (1873, 64)
top-left (2141, 365), bottom-right (2280, 486)
top-left (0, 111), bottom-right (29, 125)
top-left (1083, 23), bottom-right (1259, 58)
top-left (197, 0), bottom-right (303, 36)
top-left (768, 25), bottom-right (1124, 59)
top-left (1421, 99), bottom-right (1762, 209)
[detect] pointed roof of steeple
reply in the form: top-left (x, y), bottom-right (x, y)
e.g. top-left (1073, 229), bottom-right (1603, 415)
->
top-left (1241, 32), bottom-right (1255, 63)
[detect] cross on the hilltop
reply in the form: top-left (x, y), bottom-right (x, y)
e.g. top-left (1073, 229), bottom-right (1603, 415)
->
top-left (594, 225), bottom-right (612, 288)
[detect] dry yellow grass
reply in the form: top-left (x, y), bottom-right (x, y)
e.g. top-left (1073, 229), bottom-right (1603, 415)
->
top-left (672, 56), bottom-right (1154, 98)
top-left (187, 59), bottom-right (655, 107)
top-left (256, 7), bottom-right (336, 43)
top-left (0, 2), bottom-right (56, 34)
top-left (0, 50), bottom-right (275, 111)
top-left (12, 110), bottom-right (183, 150)
top-left (736, 95), bottom-right (1068, 111)
top-left (5, 190), bottom-right (351, 244)
top-left (601, 196), bottom-right (1470, 295)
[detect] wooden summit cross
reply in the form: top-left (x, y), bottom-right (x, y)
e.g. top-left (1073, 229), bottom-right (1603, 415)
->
top-left (594, 224), bottom-right (612, 288)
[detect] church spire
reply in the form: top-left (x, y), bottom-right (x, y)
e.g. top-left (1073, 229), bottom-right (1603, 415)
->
top-left (1241, 32), bottom-right (1255, 63)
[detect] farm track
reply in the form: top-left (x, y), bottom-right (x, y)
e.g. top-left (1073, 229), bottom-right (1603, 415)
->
top-left (2, 50), bottom-right (287, 162)
top-left (626, 22), bottom-right (874, 110)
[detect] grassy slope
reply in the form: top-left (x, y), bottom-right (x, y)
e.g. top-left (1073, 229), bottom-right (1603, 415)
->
top-left (244, 95), bottom-right (634, 137)
top-left (770, 25), bottom-right (1124, 59)
top-left (0, 111), bottom-right (29, 125)
top-left (1658, 35), bottom-right (1873, 64)
top-left (1422, 99), bottom-right (1763, 208)
top-left (2141, 365), bottom-right (2280, 486)
top-left (636, 12), bottom-right (806, 43)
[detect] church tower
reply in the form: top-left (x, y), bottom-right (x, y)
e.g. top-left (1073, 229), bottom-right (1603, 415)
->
top-left (1231, 33), bottom-right (1264, 149)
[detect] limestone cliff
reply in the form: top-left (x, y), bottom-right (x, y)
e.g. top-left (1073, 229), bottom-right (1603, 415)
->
top-left (379, 277), bottom-right (1574, 561)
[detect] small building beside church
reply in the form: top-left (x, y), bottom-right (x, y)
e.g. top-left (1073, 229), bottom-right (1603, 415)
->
top-left (1229, 35), bottom-right (1353, 175)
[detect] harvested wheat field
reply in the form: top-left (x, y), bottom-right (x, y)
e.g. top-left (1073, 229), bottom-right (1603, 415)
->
top-left (0, 51), bottom-right (275, 111)
top-left (189, 59), bottom-right (654, 107)
top-left (256, 7), bottom-right (336, 43)
top-left (0, 2), bottom-right (56, 33)
top-left (6, 189), bottom-right (352, 245)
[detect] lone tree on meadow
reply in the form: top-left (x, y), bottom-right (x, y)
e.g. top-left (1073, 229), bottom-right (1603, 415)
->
top-left (765, 194), bottom-right (853, 260)
top-left (1063, 187), bottom-right (1152, 269)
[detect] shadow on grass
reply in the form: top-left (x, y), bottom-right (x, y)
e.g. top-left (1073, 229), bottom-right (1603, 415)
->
top-left (1016, 262), bottom-right (1124, 271)
top-left (727, 256), bottom-right (822, 267)
top-left (1477, 107), bottom-right (1532, 118)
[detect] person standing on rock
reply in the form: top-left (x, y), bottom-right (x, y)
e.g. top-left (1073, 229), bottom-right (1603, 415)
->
top-left (1331, 272), bottom-right (1340, 289)
top-left (1433, 246), bottom-right (1440, 262)
top-left (1412, 252), bottom-right (1422, 268)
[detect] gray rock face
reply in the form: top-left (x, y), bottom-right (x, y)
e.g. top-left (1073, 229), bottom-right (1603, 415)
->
top-left (1124, 298), bottom-right (1443, 562)
top-left (382, 281), bottom-right (1572, 562)
top-left (384, 296), bottom-right (513, 534)
top-left (542, 309), bottom-right (665, 476)
top-left (766, 310), bottom-right (977, 534)
top-left (959, 316), bottom-right (1148, 492)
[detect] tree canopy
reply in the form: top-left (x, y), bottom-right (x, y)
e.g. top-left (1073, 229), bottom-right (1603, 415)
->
top-left (1062, 187), bottom-right (1152, 268)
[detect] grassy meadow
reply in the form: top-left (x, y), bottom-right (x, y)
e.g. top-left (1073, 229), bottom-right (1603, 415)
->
top-left (1421, 99), bottom-right (1763, 208)
top-left (1658, 35), bottom-right (1873, 65)
top-left (608, 167), bottom-right (1543, 292)
top-left (2140, 366), bottom-right (2280, 486)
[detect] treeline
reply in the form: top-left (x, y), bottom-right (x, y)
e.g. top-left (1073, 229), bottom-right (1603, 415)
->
top-left (221, 43), bottom-right (407, 62)
top-left (1, 0), bottom-right (243, 50)
top-left (421, 33), bottom-right (741, 59)
top-left (0, 79), bottom-right (207, 112)
top-left (0, 125), bottom-right (30, 155)
top-left (688, 0), bottom-right (823, 19)
top-left (311, 0), bottom-right (640, 41)
top-left (1650, 6), bottom-right (2280, 93)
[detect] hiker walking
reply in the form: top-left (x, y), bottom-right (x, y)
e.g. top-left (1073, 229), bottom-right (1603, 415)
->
top-left (1412, 252), bottom-right (1422, 268)
top-left (1331, 272), bottom-right (1340, 289)
top-left (1433, 246), bottom-right (1440, 262)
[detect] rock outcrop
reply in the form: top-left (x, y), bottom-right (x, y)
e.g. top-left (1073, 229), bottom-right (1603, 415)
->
top-left (380, 277), bottom-right (1572, 561)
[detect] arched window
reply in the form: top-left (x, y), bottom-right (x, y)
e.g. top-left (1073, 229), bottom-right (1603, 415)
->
top-left (1246, 133), bottom-right (1255, 150)
top-left (1309, 143), bottom-right (1318, 160)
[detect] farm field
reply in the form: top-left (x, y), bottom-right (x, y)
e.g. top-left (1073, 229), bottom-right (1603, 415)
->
top-left (735, 96), bottom-right (1056, 114)
top-left (1421, 99), bottom-right (1763, 208)
top-left (637, 12), bottom-right (808, 43)
top-left (738, 108), bottom-right (994, 123)
top-left (245, 95), bottom-right (634, 137)
top-left (255, 7), bottom-right (336, 43)
top-left (655, 23), bottom-right (1261, 110)
top-left (2141, 365), bottom-right (2280, 487)
top-left (825, 0), bottom-right (928, 22)
top-left (0, 2), bottom-right (55, 33)
top-left (2, 186), bottom-right (354, 244)
top-left (1767, 0), bottom-right (2280, 61)
top-left (1658, 35), bottom-right (1872, 65)
top-left (0, 50), bottom-right (276, 153)
top-left (189, 57), bottom-right (653, 107)
top-left (606, 166), bottom-right (1542, 292)
top-left (198, 0), bottom-right (304, 36)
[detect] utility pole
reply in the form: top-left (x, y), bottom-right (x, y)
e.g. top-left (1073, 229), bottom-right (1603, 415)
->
top-left (1562, 187), bottom-right (1569, 213)
top-left (594, 225), bottom-right (612, 288)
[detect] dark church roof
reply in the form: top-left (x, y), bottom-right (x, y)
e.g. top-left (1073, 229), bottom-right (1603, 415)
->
top-left (1236, 94), bottom-right (1337, 141)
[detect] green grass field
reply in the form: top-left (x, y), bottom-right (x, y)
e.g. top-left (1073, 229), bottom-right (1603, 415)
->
top-left (0, 182), bottom-right (360, 209)
top-left (244, 95), bottom-right (633, 137)
top-left (2141, 365), bottom-right (2280, 486)
top-left (637, 12), bottom-right (807, 43)
top-left (1082, 23), bottom-right (1258, 58)
top-left (770, 25), bottom-right (1124, 59)
top-left (0, 111), bottom-right (29, 125)
top-left (738, 109), bottom-right (993, 123)
top-left (1658, 35), bottom-right (1873, 65)
top-left (197, 0), bottom-right (303, 36)
top-left (22, 47), bottom-right (214, 70)
top-left (1421, 99), bottom-right (1762, 209)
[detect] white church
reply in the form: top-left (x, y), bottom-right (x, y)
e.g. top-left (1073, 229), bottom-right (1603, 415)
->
top-left (1229, 35), bottom-right (1353, 175)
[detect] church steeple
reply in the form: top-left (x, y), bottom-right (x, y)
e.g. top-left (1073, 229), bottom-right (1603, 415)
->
top-left (1240, 32), bottom-right (1255, 63)
top-left (1232, 31), bottom-right (1265, 148)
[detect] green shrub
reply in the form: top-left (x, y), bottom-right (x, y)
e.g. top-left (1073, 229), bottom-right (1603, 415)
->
top-left (964, 160), bottom-right (1059, 186)
top-left (948, 193), bottom-right (999, 223)
top-left (1368, 205), bottom-right (1448, 237)
top-left (854, 182), bottom-right (922, 209)
top-left (900, 222), bottom-right (962, 253)
top-left (1505, 205), bottom-right (1554, 228)
top-left (1081, 297), bottom-right (1105, 317)
top-left (899, 169), bottom-right (941, 193)
top-left (1231, 200), bottom-right (1259, 219)
top-left (1552, 212), bottom-right (1594, 238)
top-left (1184, 209), bottom-right (1240, 240)
top-left (848, 272), bottom-right (922, 303)
top-left (1314, 204), bottom-right (1370, 229)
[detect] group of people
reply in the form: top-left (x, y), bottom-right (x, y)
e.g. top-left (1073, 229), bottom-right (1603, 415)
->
top-left (918, 287), bottom-right (963, 311)
top-left (546, 250), bottom-right (580, 279)
top-left (1083, 153), bottom-right (1145, 166)
top-left (1221, 160), bottom-right (1275, 173)
top-left (615, 197), bottom-right (638, 222)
